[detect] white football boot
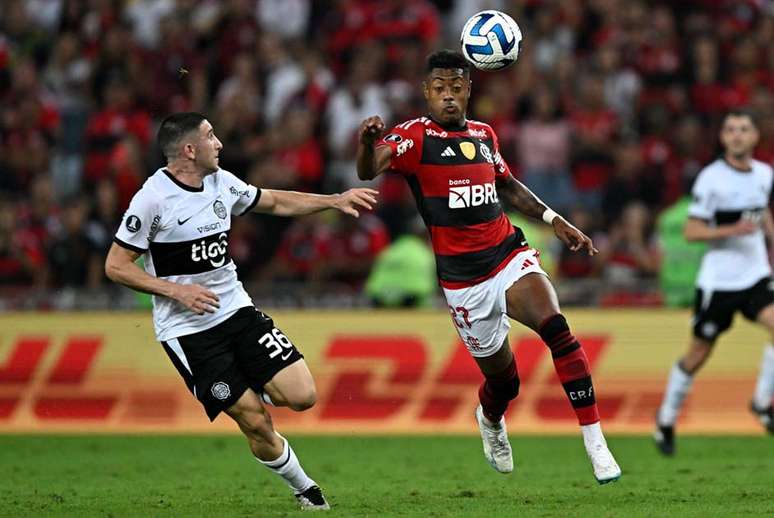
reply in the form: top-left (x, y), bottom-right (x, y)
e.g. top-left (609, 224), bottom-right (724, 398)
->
top-left (583, 424), bottom-right (621, 484)
top-left (295, 485), bottom-right (330, 511)
top-left (475, 405), bottom-right (513, 473)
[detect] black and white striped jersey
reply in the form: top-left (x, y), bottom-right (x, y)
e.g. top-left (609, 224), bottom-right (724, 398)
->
top-left (114, 168), bottom-right (260, 341)
top-left (688, 158), bottom-right (773, 291)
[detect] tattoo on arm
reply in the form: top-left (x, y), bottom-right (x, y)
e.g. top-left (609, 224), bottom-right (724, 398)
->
top-left (496, 175), bottom-right (548, 220)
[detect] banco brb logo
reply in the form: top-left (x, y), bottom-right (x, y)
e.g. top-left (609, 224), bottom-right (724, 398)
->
top-left (448, 181), bottom-right (498, 209)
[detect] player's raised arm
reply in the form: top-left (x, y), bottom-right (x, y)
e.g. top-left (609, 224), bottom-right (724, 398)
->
top-left (496, 174), bottom-right (598, 255)
top-left (105, 242), bottom-right (220, 315)
top-left (253, 188), bottom-right (378, 218)
top-left (356, 116), bottom-right (393, 180)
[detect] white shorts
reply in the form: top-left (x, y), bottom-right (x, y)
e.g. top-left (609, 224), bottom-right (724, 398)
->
top-left (442, 248), bottom-right (547, 358)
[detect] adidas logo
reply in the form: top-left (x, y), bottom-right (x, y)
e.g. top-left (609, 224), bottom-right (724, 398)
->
top-left (441, 146), bottom-right (456, 157)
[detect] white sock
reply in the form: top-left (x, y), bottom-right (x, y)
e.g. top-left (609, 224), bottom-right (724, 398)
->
top-left (753, 344), bottom-right (774, 409)
top-left (261, 392), bottom-right (275, 406)
top-left (657, 362), bottom-right (694, 426)
top-left (581, 421), bottom-right (606, 449)
top-left (257, 434), bottom-right (315, 494)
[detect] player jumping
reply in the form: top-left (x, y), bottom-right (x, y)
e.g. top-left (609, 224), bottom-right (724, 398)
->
top-left (655, 110), bottom-right (774, 455)
top-left (106, 112), bottom-right (378, 509)
top-left (356, 50), bottom-right (621, 484)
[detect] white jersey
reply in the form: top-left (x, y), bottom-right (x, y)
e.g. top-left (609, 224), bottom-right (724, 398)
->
top-left (688, 158), bottom-right (773, 292)
top-left (114, 168), bottom-right (260, 341)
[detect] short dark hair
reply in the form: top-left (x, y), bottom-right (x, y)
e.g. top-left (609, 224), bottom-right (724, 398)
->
top-left (722, 109), bottom-right (758, 128)
top-left (157, 112), bottom-right (207, 159)
top-left (426, 50), bottom-right (470, 76)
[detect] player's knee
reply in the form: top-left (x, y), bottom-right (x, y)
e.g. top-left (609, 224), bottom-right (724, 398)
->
top-left (538, 313), bottom-right (579, 356)
top-left (538, 313), bottom-right (569, 342)
top-left (484, 359), bottom-right (520, 400)
top-left (500, 375), bottom-right (520, 400)
top-left (287, 386), bottom-right (317, 412)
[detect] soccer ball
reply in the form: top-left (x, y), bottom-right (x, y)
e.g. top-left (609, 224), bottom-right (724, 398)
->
top-left (460, 10), bottom-right (523, 71)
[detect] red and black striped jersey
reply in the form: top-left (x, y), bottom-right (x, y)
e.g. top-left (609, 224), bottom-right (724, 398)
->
top-left (377, 116), bottom-right (528, 289)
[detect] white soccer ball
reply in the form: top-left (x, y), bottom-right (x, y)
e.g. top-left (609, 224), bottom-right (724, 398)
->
top-left (460, 10), bottom-right (523, 71)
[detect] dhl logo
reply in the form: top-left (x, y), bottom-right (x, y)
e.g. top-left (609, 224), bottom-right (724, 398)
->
top-left (0, 333), bottom-right (648, 425)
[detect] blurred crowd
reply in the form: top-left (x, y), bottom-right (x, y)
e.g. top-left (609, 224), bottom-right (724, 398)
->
top-left (0, 0), bottom-right (772, 307)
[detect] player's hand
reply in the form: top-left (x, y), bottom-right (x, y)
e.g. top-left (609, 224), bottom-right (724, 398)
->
top-left (359, 116), bottom-right (385, 145)
top-left (553, 217), bottom-right (599, 256)
top-left (727, 219), bottom-right (758, 236)
top-left (333, 188), bottom-right (379, 218)
top-left (171, 284), bottom-right (220, 315)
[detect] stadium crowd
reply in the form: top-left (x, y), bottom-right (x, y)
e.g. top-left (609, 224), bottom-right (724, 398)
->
top-left (0, 0), bottom-right (772, 307)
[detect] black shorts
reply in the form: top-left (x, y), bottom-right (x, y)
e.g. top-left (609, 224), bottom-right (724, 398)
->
top-left (161, 306), bottom-right (303, 421)
top-left (692, 277), bottom-right (774, 342)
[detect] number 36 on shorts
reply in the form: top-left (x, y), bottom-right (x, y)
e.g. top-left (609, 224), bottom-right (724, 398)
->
top-left (259, 328), bottom-right (295, 360)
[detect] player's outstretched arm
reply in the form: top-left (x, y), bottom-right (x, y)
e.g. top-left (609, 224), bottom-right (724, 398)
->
top-left (253, 188), bottom-right (378, 218)
top-left (105, 243), bottom-right (220, 315)
top-left (684, 216), bottom-right (758, 241)
top-left (496, 175), bottom-right (598, 255)
top-left (356, 116), bottom-right (392, 180)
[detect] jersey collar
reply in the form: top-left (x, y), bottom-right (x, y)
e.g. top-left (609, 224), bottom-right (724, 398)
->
top-left (429, 115), bottom-right (468, 132)
top-left (721, 158), bottom-right (752, 173)
top-left (163, 169), bottom-right (204, 192)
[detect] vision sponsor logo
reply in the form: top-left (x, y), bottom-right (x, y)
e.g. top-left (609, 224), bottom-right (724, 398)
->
top-left (196, 222), bottom-right (222, 234)
top-left (396, 138), bottom-right (414, 156)
top-left (448, 182), bottom-right (498, 209)
top-left (229, 186), bottom-right (249, 197)
top-left (384, 133), bottom-right (402, 143)
top-left (191, 232), bottom-right (228, 267)
top-left (468, 127), bottom-right (487, 138)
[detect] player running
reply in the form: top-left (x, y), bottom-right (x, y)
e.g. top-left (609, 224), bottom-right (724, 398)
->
top-left (356, 50), bottom-right (621, 484)
top-left (655, 111), bottom-right (774, 455)
top-left (105, 112), bottom-right (377, 510)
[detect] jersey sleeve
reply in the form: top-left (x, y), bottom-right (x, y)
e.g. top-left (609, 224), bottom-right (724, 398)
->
top-left (220, 170), bottom-right (261, 216)
top-left (376, 124), bottom-right (421, 175)
top-left (114, 188), bottom-right (159, 254)
top-left (488, 125), bottom-right (512, 179)
top-left (688, 170), bottom-right (715, 220)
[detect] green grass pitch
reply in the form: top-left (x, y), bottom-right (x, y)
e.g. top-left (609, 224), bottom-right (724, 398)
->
top-left (1, 435), bottom-right (772, 516)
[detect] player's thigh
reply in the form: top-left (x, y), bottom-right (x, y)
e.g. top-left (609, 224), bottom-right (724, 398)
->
top-left (263, 359), bottom-right (317, 407)
top-left (443, 278), bottom-right (508, 358)
top-left (233, 309), bottom-right (313, 409)
top-left (162, 326), bottom-right (251, 422)
top-left (504, 272), bottom-right (560, 331)
top-left (742, 278), bottom-right (774, 334)
top-left (692, 287), bottom-right (737, 343)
